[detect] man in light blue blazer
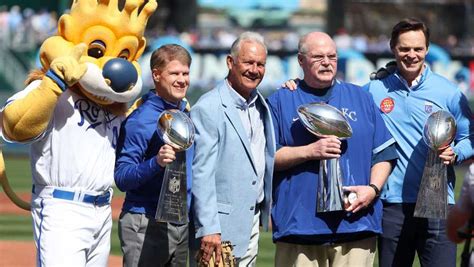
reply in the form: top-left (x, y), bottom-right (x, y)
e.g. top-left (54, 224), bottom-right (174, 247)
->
top-left (190, 31), bottom-right (275, 266)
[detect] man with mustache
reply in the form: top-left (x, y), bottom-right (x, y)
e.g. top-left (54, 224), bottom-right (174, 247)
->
top-left (366, 18), bottom-right (474, 267)
top-left (190, 31), bottom-right (275, 266)
top-left (267, 31), bottom-right (397, 267)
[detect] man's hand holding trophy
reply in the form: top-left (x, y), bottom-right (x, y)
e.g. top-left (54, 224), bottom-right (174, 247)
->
top-left (297, 102), bottom-right (354, 213)
top-left (155, 109), bottom-right (195, 224)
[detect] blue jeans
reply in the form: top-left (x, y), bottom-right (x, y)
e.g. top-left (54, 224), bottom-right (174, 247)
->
top-left (378, 203), bottom-right (456, 267)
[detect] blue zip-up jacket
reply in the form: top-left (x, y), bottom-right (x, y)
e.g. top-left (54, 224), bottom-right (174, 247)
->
top-left (114, 91), bottom-right (193, 217)
top-left (364, 65), bottom-right (474, 204)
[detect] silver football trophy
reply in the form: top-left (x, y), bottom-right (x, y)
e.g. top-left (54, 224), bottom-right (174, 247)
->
top-left (297, 103), bottom-right (353, 212)
top-left (155, 109), bottom-right (195, 224)
top-left (414, 110), bottom-right (456, 219)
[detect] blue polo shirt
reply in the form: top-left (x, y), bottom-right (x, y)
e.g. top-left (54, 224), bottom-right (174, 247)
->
top-left (364, 65), bottom-right (474, 204)
top-left (267, 80), bottom-right (396, 243)
top-left (114, 91), bottom-right (193, 218)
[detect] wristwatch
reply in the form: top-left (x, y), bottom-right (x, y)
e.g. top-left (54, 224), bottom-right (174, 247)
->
top-left (369, 183), bottom-right (381, 198)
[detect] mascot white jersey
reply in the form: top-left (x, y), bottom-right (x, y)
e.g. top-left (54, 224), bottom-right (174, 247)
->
top-left (0, 0), bottom-right (157, 266)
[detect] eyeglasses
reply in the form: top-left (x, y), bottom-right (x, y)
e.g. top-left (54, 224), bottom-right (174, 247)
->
top-left (299, 53), bottom-right (338, 63)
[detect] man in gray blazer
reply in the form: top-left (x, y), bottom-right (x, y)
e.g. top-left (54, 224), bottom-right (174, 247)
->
top-left (190, 31), bottom-right (275, 266)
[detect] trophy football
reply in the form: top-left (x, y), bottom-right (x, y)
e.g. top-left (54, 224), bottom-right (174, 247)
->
top-left (414, 110), bottom-right (456, 219)
top-left (297, 102), bottom-right (353, 212)
top-left (155, 109), bottom-right (195, 224)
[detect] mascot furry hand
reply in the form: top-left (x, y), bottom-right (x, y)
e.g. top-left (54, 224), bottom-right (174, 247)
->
top-left (0, 0), bottom-right (157, 265)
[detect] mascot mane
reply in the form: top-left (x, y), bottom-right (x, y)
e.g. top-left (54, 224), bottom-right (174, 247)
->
top-left (0, 0), bottom-right (158, 210)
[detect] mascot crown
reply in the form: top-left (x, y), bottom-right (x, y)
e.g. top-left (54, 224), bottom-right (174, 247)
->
top-left (60, 0), bottom-right (157, 42)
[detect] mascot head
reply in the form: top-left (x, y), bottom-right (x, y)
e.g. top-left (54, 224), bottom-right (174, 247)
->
top-left (39, 0), bottom-right (157, 106)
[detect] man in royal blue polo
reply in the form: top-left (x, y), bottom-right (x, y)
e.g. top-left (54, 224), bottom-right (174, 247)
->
top-left (114, 44), bottom-right (193, 266)
top-left (267, 32), bottom-right (398, 267)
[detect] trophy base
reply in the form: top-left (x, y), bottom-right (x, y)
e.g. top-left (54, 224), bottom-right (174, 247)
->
top-left (413, 151), bottom-right (448, 219)
top-left (155, 151), bottom-right (188, 224)
top-left (317, 158), bottom-right (345, 213)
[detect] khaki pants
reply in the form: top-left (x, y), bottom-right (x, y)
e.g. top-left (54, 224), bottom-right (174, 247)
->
top-left (275, 236), bottom-right (376, 267)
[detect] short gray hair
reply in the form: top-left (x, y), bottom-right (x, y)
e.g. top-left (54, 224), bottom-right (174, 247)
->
top-left (298, 33), bottom-right (311, 55)
top-left (230, 31), bottom-right (267, 58)
top-left (298, 32), bottom-right (334, 55)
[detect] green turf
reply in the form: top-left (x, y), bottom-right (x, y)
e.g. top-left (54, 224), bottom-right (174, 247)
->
top-left (0, 214), bottom-right (33, 240)
top-left (111, 221), bottom-right (121, 255)
top-left (257, 231), bottom-right (275, 266)
top-left (3, 156), bottom-right (33, 191)
top-left (0, 155), bottom-right (471, 267)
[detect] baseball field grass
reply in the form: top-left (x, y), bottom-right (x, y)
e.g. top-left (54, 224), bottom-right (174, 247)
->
top-left (0, 155), bottom-right (470, 266)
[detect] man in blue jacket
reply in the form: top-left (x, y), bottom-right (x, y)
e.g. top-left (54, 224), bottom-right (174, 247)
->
top-left (268, 31), bottom-right (397, 267)
top-left (190, 31), bottom-right (275, 267)
top-left (365, 18), bottom-right (474, 267)
top-left (114, 44), bottom-right (192, 266)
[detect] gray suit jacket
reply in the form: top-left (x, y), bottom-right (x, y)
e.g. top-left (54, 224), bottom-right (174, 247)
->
top-left (190, 80), bottom-right (275, 258)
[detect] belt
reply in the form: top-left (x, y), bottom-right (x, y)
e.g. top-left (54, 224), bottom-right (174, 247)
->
top-left (32, 185), bottom-right (111, 206)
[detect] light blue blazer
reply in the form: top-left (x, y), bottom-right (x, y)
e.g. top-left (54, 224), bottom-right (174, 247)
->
top-left (190, 80), bottom-right (275, 258)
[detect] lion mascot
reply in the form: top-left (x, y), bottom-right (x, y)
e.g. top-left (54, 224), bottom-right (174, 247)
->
top-left (0, 0), bottom-right (157, 265)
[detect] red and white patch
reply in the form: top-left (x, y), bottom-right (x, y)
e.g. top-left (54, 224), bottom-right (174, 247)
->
top-left (380, 98), bottom-right (395, 113)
